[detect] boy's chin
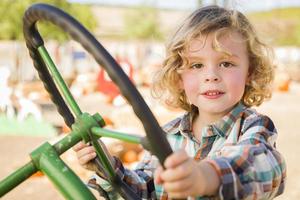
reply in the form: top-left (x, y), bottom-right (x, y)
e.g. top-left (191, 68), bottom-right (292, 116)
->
top-left (199, 103), bottom-right (234, 115)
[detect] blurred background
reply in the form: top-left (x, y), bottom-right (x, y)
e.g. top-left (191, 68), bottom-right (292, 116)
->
top-left (0, 0), bottom-right (299, 199)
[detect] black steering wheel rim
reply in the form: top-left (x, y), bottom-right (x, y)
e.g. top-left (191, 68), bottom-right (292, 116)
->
top-left (23, 2), bottom-right (173, 197)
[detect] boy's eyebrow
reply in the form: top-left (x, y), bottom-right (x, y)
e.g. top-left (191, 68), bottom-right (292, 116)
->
top-left (227, 54), bottom-right (240, 59)
top-left (187, 56), bottom-right (204, 61)
top-left (187, 54), bottom-right (240, 61)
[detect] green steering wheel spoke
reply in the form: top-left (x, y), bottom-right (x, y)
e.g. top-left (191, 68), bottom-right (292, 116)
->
top-left (89, 130), bottom-right (116, 180)
top-left (38, 46), bottom-right (82, 117)
top-left (91, 127), bottom-right (142, 144)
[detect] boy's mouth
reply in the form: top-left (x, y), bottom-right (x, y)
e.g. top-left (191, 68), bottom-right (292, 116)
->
top-left (201, 90), bottom-right (225, 99)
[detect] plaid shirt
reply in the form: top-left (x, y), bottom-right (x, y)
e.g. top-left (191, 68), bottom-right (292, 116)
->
top-left (88, 103), bottom-right (286, 200)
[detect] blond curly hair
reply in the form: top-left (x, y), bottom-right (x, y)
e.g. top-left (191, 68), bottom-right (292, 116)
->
top-left (152, 5), bottom-right (274, 111)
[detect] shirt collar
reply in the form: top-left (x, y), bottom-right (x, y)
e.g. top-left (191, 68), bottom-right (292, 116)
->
top-left (178, 102), bottom-right (246, 138)
top-left (211, 102), bottom-right (246, 138)
top-left (177, 106), bottom-right (197, 139)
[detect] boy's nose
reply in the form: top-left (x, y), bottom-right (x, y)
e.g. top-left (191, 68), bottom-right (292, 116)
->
top-left (205, 76), bottom-right (219, 82)
top-left (204, 69), bottom-right (220, 82)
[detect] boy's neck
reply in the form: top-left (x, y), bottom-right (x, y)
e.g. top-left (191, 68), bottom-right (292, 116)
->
top-left (192, 110), bottom-right (228, 141)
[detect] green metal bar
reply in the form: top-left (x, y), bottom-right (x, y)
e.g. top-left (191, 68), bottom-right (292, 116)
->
top-left (0, 161), bottom-right (37, 197)
top-left (39, 144), bottom-right (96, 200)
top-left (91, 127), bottom-right (142, 144)
top-left (0, 130), bottom-right (83, 197)
top-left (37, 46), bottom-right (82, 117)
top-left (88, 129), bottom-right (116, 179)
top-left (53, 130), bottom-right (82, 155)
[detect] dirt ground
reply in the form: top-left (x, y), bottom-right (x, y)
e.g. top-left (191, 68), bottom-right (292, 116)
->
top-left (0, 83), bottom-right (300, 200)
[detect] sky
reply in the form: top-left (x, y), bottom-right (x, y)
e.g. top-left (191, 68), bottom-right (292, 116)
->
top-left (68, 0), bottom-right (300, 12)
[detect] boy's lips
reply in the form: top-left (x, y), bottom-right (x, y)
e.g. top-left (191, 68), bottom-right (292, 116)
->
top-left (201, 90), bottom-right (225, 99)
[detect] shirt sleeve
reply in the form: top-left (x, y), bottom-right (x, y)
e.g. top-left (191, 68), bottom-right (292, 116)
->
top-left (205, 115), bottom-right (286, 199)
top-left (87, 151), bottom-right (158, 200)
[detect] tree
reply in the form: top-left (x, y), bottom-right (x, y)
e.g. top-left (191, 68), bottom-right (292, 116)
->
top-left (248, 7), bottom-right (300, 46)
top-left (0, 0), bottom-right (97, 41)
top-left (197, 0), bottom-right (203, 7)
top-left (124, 6), bottom-right (163, 40)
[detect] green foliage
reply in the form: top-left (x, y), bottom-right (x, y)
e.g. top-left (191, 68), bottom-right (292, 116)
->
top-left (0, 114), bottom-right (56, 137)
top-left (124, 6), bottom-right (163, 40)
top-left (248, 7), bottom-right (300, 46)
top-left (0, 0), bottom-right (97, 41)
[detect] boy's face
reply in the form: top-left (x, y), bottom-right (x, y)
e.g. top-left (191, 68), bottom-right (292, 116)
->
top-left (180, 31), bottom-right (249, 120)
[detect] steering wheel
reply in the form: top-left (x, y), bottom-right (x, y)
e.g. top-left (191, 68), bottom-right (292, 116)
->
top-left (23, 3), bottom-right (173, 199)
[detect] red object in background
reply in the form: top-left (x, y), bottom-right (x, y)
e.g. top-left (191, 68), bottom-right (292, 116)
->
top-left (97, 56), bottom-right (134, 99)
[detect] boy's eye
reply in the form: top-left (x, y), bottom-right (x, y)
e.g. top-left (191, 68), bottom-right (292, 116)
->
top-left (190, 63), bottom-right (203, 69)
top-left (220, 62), bottom-right (234, 68)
